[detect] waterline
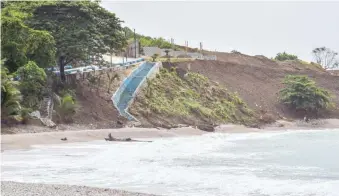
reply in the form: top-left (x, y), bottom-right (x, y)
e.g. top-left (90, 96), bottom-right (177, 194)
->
top-left (2, 129), bottom-right (339, 196)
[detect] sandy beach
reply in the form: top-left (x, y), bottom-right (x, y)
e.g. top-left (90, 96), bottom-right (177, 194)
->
top-left (1, 119), bottom-right (339, 196)
top-left (1, 127), bottom-right (206, 151)
top-left (2, 119), bottom-right (339, 151)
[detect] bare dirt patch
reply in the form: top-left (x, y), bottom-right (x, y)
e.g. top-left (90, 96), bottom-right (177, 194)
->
top-left (171, 53), bottom-right (339, 120)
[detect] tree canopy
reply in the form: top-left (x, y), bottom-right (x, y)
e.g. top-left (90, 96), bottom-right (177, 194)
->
top-left (1, 63), bottom-right (22, 119)
top-left (3, 1), bottom-right (127, 81)
top-left (28, 1), bottom-right (127, 81)
top-left (123, 27), bottom-right (175, 49)
top-left (1, 4), bottom-right (56, 72)
top-left (16, 61), bottom-right (47, 108)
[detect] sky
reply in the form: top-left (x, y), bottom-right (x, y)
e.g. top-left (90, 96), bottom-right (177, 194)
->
top-left (101, 1), bottom-right (339, 61)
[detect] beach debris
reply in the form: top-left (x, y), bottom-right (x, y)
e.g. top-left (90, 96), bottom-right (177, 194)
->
top-left (104, 133), bottom-right (131, 141)
top-left (278, 123), bottom-right (285, 127)
top-left (104, 133), bottom-right (151, 142)
top-left (61, 137), bottom-right (67, 141)
top-left (197, 124), bottom-right (215, 132)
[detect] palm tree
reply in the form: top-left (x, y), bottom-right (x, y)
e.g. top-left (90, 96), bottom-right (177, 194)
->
top-left (164, 49), bottom-right (170, 56)
top-left (164, 49), bottom-right (171, 62)
top-left (1, 66), bottom-right (22, 118)
top-left (151, 54), bottom-right (159, 62)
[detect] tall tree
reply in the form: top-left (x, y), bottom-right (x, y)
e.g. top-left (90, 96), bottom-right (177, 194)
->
top-left (16, 61), bottom-right (47, 109)
top-left (22, 1), bottom-right (127, 81)
top-left (312, 47), bottom-right (338, 69)
top-left (1, 63), bottom-right (22, 118)
top-left (1, 5), bottom-right (56, 72)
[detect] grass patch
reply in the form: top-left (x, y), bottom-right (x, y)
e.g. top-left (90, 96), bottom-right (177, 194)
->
top-left (132, 68), bottom-right (255, 125)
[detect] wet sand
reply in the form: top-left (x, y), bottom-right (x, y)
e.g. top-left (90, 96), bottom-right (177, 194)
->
top-left (2, 119), bottom-right (339, 151)
top-left (1, 127), bottom-right (205, 151)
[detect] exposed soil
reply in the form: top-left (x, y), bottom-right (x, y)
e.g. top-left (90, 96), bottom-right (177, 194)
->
top-left (70, 67), bottom-right (140, 128)
top-left (170, 53), bottom-right (339, 120)
top-left (2, 53), bottom-right (338, 133)
top-left (130, 68), bottom-right (256, 129)
top-left (72, 85), bottom-right (124, 129)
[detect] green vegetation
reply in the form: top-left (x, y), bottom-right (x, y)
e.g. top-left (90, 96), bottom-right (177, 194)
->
top-left (55, 93), bottom-right (76, 123)
top-left (2, 1), bottom-right (127, 81)
top-left (133, 68), bottom-right (255, 125)
top-left (279, 75), bottom-right (333, 112)
top-left (1, 4), bottom-right (56, 72)
top-left (1, 66), bottom-right (22, 120)
top-left (123, 27), bottom-right (175, 49)
top-left (1, 1), bottom-right (127, 124)
top-left (151, 54), bottom-right (159, 62)
top-left (231, 50), bottom-right (241, 54)
top-left (16, 61), bottom-right (47, 109)
top-left (140, 37), bottom-right (173, 49)
top-left (275, 52), bottom-right (298, 61)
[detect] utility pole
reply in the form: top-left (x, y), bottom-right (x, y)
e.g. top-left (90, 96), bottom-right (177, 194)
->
top-left (124, 30), bottom-right (128, 63)
top-left (134, 29), bottom-right (137, 58)
top-left (171, 38), bottom-right (174, 50)
top-left (185, 41), bottom-right (188, 55)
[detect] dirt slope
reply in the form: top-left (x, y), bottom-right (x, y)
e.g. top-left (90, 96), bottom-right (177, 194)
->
top-left (130, 68), bottom-right (256, 128)
top-left (71, 53), bottom-right (338, 130)
top-left (70, 67), bottom-right (139, 128)
top-left (170, 53), bottom-right (339, 120)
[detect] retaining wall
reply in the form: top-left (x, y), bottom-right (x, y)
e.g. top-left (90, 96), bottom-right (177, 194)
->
top-left (112, 61), bottom-right (162, 121)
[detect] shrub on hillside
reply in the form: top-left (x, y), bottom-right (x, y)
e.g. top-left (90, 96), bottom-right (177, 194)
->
top-left (275, 52), bottom-right (298, 61)
top-left (1, 65), bottom-right (22, 119)
top-left (16, 61), bottom-right (46, 109)
top-left (135, 68), bottom-right (255, 125)
top-left (279, 75), bottom-right (333, 114)
top-left (151, 54), bottom-right (159, 62)
top-left (231, 50), bottom-right (241, 54)
top-left (56, 94), bottom-right (76, 123)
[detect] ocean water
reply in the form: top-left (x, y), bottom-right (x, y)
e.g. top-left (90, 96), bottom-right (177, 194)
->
top-left (2, 129), bottom-right (339, 196)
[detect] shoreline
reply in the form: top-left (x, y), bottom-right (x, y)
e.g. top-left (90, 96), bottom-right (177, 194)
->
top-left (1, 127), bottom-right (205, 151)
top-left (1, 119), bottom-right (339, 151)
top-left (1, 181), bottom-right (159, 196)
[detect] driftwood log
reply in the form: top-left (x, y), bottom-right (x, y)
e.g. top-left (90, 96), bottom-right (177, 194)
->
top-left (104, 133), bottom-right (152, 142)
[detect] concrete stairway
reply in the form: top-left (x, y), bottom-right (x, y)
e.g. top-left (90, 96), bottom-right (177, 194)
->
top-left (114, 62), bottom-right (154, 120)
top-left (39, 96), bottom-right (56, 127)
